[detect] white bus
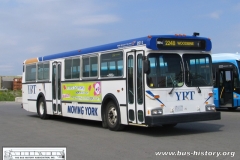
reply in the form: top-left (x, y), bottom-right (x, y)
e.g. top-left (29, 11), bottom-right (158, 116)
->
top-left (22, 32), bottom-right (220, 131)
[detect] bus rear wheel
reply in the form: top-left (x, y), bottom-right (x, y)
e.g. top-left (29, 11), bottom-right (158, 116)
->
top-left (106, 101), bottom-right (124, 131)
top-left (37, 97), bottom-right (49, 119)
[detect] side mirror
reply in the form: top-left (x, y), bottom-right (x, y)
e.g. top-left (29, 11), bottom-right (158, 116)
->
top-left (234, 71), bottom-right (238, 78)
top-left (143, 56), bottom-right (150, 74)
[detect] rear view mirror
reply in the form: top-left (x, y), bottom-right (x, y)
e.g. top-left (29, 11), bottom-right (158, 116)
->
top-left (143, 56), bottom-right (150, 74)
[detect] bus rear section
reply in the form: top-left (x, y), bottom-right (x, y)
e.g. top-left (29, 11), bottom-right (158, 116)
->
top-left (212, 53), bottom-right (240, 110)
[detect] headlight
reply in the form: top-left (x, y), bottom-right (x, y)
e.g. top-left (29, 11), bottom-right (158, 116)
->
top-left (205, 104), bottom-right (216, 111)
top-left (151, 108), bottom-right (163, 115)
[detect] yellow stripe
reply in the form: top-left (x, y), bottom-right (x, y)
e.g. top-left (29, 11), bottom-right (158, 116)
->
top-left (220, 87), bottom-right (224, 98)
top-left (145, 94), bottom-right (155, 100)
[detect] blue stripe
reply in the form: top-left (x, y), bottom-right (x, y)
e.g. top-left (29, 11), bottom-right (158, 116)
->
top-left (146, 90), bottom-right (155, 97)
top-left (146, 90), bottom-right (165, 105)
top-left (204, 96), bottom-right (212, 103)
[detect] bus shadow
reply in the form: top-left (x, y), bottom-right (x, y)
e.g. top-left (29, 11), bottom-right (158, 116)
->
top-left (216, 108), bottom-right (240, 112)
top-left (123, 122), bottom-right (223, 137)
top-left (28, 115), bottom-right (223, 137)
top-left (28, 114), bottom-right (103, 129)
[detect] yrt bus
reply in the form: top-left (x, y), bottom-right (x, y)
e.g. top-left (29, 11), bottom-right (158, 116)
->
top-left (22, 32), bottom-right (220, 131)
top-left (212, 53), bottom-right (240, 110)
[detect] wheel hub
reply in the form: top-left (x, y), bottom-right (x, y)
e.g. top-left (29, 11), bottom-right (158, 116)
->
top-left (108, 107), bottom-right (117, 125)
top-left (39, 102), bottom-right (44, 115)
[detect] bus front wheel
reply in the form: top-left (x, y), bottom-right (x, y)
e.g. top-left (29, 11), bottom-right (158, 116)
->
top-left (37, 97), bottom-right (49, 119)
top-left (106, 101), bottom-right (124, 131)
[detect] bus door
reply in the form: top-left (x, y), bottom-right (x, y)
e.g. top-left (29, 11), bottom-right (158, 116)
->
top-left (127, 51), bottom-right (145, 125)
top-left (52, 61), bottom-right (62, 115)
top-left (218, 69), bottom-right (234, 107)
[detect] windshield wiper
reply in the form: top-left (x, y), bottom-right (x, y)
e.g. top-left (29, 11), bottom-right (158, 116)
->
top-left (168, 86), bottom-right (175, 94)
top-left (168, 75), bottom-right (175, 94)
top-left (197, 86), bottom-right (201, 93)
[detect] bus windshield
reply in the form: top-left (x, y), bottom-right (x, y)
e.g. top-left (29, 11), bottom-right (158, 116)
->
top-left (183, 54), bottom-right (212, 87)
top-left (147, 53), bottom-right (183, 88)
top-left (147, 53), bottom-right (212, 88)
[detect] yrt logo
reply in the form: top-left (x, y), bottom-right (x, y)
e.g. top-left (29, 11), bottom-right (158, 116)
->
top-left (28, 85), bottom-right (36, 94)
top-left (175, 91), bottom-right (195, 101)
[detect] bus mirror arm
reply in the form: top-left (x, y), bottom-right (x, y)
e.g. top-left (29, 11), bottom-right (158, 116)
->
top-left (143, 56), bottom-right (150, 74)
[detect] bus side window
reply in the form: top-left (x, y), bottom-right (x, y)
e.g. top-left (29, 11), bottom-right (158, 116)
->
top-left (83, 57), bottom-right (90, 77)
top-left (26, 64), bottom-right (36, 81)
top-left (100, 52), bottom-right (123, 77)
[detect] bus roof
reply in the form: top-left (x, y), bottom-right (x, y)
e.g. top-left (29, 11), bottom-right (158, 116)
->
top-left (212, 53), bottom-right (240, 63)
top-left (24, 34), bottom-right (212, 64)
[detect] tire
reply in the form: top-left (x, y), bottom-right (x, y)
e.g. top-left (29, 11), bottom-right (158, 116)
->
top-left (101, 111), bottom-right (108, 129)
top-left (106, 101), bottom-right (124, 131)
top-left (162, 123), bottom-right (177, 128)
top-left (37, 97), bottom-right (49, 119)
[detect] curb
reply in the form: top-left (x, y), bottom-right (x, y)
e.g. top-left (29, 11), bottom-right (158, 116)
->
top-left (15, 97), bottom-right (22, 103)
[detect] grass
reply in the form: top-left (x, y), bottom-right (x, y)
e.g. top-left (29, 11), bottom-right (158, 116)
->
top-left (0, 90), bottom-right (22, 101)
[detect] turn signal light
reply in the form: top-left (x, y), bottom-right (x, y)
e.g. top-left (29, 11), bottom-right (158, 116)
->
top-left (154, 95), bottom-right (160, 99)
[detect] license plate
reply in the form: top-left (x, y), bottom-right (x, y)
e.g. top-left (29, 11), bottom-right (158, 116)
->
top-left (175, 105), bottom-right (183, 112)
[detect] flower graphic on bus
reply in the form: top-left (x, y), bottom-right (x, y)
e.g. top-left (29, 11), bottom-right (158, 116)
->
top-left (93, 82), bottom-right (101, 96)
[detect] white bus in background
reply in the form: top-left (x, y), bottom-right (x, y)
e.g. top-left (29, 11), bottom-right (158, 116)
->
top-left (22, 32), bottom-right (220, 131)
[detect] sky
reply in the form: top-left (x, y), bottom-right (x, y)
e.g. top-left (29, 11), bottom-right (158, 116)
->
top-left (0, 0), bottom-right (240, 76)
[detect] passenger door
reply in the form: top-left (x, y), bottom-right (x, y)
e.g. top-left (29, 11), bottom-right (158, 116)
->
top-left (218, 69), bottom-right (234, 107)
top-left (127, 51), bottom-right (145, 125)
top-left (52, 61), bottom-right (62, 115)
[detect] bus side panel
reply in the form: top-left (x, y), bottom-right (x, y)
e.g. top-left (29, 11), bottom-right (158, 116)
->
top-left (28, 101), bottom-right (37, 113)
top-left (213, 88), bottom-right (219, 108)
top-left (22, 83), bottom-right (38, 113)
top-left (120, 106), bottom-right (128, 125)
top-left (101, 80), bottom-right (128, 125)
top-left (233, 92), bottom-right (240, 107)
top-left (46, 101), bottom-right (53, 115)
top-left (62, 103), bottom-right (101, 121)
top-left (22, 84), bottom-right (29, 111)
top-left (60, 80), bottom-right (127, 123)
top-left (44, 83), bottom-right (53, 115)
top-left (22, 83), bottom-right (50, 113)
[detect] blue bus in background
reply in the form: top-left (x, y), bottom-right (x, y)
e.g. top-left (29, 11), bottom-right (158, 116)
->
top-left (212, 53), bottom-right (240, 110)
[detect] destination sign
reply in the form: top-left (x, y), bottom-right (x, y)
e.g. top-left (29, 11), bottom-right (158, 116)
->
top-left (156, 38), bottom-right (206, 50)
top-left (219, 64), bottom-right (233, 68)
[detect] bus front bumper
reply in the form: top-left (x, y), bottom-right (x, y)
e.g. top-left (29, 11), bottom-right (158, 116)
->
top-left (145, 111), bottom-right (221, 127)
